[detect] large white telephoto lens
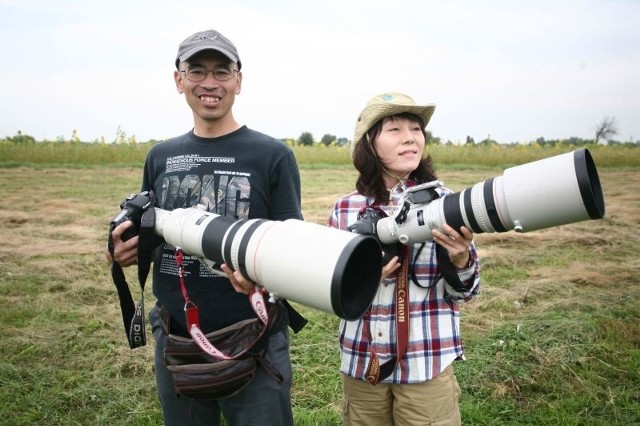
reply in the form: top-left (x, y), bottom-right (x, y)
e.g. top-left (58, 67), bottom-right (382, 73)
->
top-left (154, 209), bottom-right (382, 320)
top-left (377, 148), bottom-right (605, 244)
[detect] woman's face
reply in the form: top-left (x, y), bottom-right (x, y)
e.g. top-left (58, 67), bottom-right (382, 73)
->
top-left (373, 115), bottom-right (426, 185)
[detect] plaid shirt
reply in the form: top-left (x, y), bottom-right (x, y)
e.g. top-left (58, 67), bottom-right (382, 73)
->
top-left (327, 182), bottom-right (480, 383)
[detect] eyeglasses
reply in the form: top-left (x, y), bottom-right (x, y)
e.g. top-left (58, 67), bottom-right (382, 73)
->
top-left (180, 65), bottom-right (238, 82)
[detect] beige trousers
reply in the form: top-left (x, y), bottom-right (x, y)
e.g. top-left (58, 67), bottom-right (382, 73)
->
top-left (342, 364), bottom-right (462, 426)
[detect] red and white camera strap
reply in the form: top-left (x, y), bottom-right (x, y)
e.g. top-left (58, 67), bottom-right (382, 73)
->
top-left (175, 248), bottom-right (269, 360)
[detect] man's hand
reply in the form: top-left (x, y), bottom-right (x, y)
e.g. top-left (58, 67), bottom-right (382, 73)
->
top-left (107, 221), bottom-right (139, 267)
top-left (220, 264), bottom-right (256, 294)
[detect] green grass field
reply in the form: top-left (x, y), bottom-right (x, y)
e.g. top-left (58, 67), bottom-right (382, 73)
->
top-left (0, 143), bottom-right (638, 425)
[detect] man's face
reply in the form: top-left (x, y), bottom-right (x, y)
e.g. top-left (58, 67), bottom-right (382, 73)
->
top-left (174, 50), bottom-right (242, 125)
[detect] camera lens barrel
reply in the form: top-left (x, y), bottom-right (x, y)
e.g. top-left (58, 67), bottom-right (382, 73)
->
top-left (376, 148), bottom-right (605, 244)
top-left (154, 208), bottom-right (381, 320)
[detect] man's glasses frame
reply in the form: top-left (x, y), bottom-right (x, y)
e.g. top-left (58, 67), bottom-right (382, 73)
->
top-left (180, 65), bottom-right (238, 82)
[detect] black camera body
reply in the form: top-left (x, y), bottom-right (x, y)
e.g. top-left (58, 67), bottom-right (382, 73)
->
top-left (347, 207), bottom-right (400, 265)
top-left (109, 191), bottom-right (154, 243)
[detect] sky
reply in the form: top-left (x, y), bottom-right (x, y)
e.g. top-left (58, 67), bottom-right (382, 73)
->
top-left (1, 0), bottom-right (639, 144)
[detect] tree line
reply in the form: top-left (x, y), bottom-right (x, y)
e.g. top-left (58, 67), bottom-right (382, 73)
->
top-left (3, 117), bottom-right (637, 147)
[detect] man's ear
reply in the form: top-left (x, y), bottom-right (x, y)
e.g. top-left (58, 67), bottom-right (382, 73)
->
top-left (174, 70), bottom-right (184, 94)
top-left (235, 71), bottom-right (243, 95)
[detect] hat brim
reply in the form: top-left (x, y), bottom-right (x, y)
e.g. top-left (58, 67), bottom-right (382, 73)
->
top-left (353, 103), bottom-right (436, 148)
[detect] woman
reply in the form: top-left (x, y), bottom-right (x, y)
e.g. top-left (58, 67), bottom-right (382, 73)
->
top-left (327, 92), bottom-right (480, 425)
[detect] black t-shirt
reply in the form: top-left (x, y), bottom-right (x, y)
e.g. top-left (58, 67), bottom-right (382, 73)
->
top-left (142, 127), bottom-right (302, 335)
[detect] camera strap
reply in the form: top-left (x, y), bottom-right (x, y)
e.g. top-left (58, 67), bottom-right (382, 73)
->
top-left (364, 245), bottom-right (410, 385)
top-left (434, 244), bottom-right (474, 293)
top-left (110, 262), bottom-right (147, 349)
top-left (109, 208), bottom-right (161, 349)
top-left (109, 245), bottom-right (149, 349)
top-left (408, 243), bottom-right (472, 292)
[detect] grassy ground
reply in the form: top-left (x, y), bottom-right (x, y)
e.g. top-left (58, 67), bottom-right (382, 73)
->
top-left (0, 147), bottom-right (639, 425)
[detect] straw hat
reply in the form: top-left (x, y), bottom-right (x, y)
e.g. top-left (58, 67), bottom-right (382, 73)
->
top-left (351, 92), bottom-right (436, 157)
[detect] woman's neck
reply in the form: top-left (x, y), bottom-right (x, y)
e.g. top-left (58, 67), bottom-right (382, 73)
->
top-left (382, 168), bottom-right (409, 189)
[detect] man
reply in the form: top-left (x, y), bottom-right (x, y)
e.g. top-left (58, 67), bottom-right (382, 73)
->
top-left (110, 29), bottom-right (302, 425)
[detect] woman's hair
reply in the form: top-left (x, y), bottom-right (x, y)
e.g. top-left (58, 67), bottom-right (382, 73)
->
top-left (352, 112), bottom-right (437, 203)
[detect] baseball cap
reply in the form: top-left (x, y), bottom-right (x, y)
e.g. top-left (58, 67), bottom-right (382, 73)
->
top-left (351, 92), bottom-right (436, 157)
top-left (175, 29), bottom-right (242, 69)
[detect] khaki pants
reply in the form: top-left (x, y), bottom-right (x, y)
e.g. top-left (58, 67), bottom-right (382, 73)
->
top-left (342, 364), bottom-right (462, 426)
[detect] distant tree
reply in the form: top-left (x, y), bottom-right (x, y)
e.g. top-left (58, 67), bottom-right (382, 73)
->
top-left (478, 137), bottom-right (498, 146)
top-left (567, 137), bottom-right (583, 146)
top-left (465, 135), bottom-right (475, 145)
top-left (7, 130), bottom-right (35, 144)
top-left (336, 137), bottom-right (349, 146)
top-left (425, 130), bottom-right (441, 145)
top-left (297, 132), bottom-right (315, 146)
top-left (594, 117), bottom-right (618, 145)
top-left (320, 133), bottom-right (336, 146)
top-left (71, 129), bottom-right (81, 144)
top-left (114, 126), bottom-right (127, 144)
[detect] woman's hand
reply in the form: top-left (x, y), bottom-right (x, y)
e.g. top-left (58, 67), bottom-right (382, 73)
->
top-left (381, 255), bottom-right (401, 281)
top-left (431, 224), bottom-right (474, 270)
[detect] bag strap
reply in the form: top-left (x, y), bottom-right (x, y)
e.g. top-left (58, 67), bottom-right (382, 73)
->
top-left (283, 300), bottom-right (308, 333)
top-left (175, 248), bottom-right (271, 360)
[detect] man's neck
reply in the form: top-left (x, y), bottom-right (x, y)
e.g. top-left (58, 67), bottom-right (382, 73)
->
top-left (193, 117), bottom-right (241, 138)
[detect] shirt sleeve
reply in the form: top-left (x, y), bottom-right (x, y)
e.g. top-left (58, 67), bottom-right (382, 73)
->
top-left (444, 242), bottom-right (480, 303)
top-left (269, 150), bottom-right (303, 221)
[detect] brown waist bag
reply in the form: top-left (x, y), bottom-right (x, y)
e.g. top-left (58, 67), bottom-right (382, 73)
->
top-left (162, 301), bottom-right (284, 400)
